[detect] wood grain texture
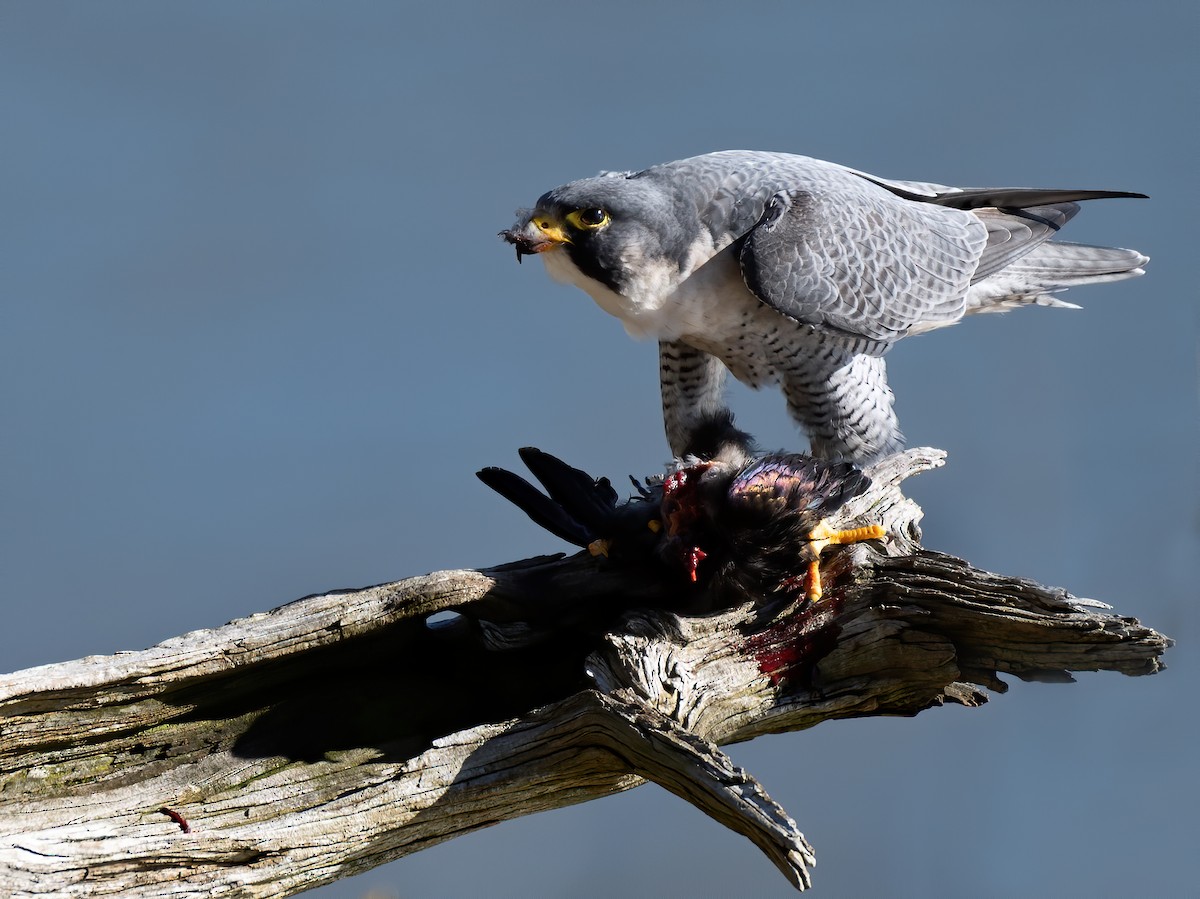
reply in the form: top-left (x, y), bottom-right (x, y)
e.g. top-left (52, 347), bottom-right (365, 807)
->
top-left (0, 449), bottom-right (1170, 896)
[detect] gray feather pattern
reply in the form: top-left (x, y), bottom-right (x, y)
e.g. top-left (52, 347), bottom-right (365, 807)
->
top-left (971, 204), bottom-right (1081, 282)
top-left (740, 184), bottom-right (986, 344)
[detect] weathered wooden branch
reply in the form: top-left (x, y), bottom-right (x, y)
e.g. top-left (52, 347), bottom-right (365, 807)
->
top-left (0, 449), bottom-right (1170, 896)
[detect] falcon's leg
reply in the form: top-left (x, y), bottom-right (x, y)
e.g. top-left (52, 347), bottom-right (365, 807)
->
top-left (781, 351), bottom-right (903, 463)
top-left (659, 340), bottom-right (729, 458)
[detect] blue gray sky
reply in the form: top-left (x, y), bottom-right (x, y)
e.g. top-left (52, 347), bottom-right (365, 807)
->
top-left (4, 2), bottom-right (1197, 896)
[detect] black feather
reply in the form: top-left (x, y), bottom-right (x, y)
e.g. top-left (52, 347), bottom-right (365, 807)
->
top-left (517, 447), bottom-right (620, 533)
top-left (475, 466), bottom-right (594, 547)
top-left (680, 410), bottom-right (757, 463)
top-left (922, 187), bottom-right (1148, 209)
top-left (855, 172), bottom-right (1148, 210)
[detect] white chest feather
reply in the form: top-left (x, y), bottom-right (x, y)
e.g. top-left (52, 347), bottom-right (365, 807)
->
top-left (539, 243), bottom-right (755, 343)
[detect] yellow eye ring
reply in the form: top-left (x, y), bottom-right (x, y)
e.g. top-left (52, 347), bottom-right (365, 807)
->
top-left (566, 207), bottom-right (611, 230)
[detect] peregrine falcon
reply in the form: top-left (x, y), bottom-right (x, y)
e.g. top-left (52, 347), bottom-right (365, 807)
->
top-left (501, 151), bottom-right (1148, 462)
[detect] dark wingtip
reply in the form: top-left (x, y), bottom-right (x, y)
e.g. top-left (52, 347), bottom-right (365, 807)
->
top-left (854, 169), bottom-right (1151, 209)
top-left (932, 187), bottom-right (1151, 210)
top-left (517, 447), bottom-right (620, 528)
top-left (477, 465), bottom-right (594, 547)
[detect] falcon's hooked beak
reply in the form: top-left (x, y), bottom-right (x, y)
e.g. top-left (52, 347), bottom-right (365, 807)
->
top-left (499, 213), bottom-right (572, 263)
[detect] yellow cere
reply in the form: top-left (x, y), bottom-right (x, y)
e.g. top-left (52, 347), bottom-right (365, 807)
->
top-left (533, 217), bottom-right (572, 244)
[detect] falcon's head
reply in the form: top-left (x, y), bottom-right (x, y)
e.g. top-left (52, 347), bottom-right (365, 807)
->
top-left (500, 170), bottom-right (717, 327)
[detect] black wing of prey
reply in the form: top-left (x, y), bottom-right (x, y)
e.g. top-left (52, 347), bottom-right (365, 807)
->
top-left (502, 150), bottom-right (1148, 463)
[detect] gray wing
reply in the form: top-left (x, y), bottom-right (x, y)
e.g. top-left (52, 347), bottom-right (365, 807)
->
top-left (738, 183), bottom-right (989, 347)
top-left (844, 173), bottom-right (1148, 285)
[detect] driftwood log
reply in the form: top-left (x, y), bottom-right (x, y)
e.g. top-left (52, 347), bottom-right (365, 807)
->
top-left (0, 448), bottom-right (1170, 896)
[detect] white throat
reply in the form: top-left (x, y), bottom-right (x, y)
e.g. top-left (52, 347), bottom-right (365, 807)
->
top-left (538, 237), bottom-right (736, 342)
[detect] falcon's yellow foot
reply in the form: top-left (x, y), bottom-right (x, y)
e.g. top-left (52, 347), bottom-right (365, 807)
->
top-left (588, 538), bottom-right (611, 558)
top-left (803, 519), bottom-right (887, 602)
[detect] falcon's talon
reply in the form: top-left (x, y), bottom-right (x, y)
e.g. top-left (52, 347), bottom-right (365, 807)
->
top-left (587, 538), bottom-right (611, 558)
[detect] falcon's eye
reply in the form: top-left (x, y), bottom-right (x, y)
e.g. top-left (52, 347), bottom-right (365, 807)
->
top-left (566, 207), bottom-right (611, 230)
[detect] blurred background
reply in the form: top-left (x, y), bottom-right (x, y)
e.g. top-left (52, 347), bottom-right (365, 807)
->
top-left (4, 2), bottom-right (1196, 896)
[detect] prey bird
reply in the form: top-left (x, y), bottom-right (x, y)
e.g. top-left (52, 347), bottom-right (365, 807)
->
top-left (478, 438), bottom-right (883, 608)
top-left (502, 151), bottom-right (1147, 463)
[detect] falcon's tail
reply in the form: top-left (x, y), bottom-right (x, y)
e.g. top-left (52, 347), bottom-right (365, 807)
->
top-left (1001, 239), bottom-right (1148, 287)
top-left (965, 239), bottom-right (1149, 315)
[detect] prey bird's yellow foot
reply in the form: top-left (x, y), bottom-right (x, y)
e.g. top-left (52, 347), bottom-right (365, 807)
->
top-left (805, 559), bottom-right (824, 602)
top-left (803, 519), bottom-right (887, 602)
top-left (806, 520), bottom-right (886, 550)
